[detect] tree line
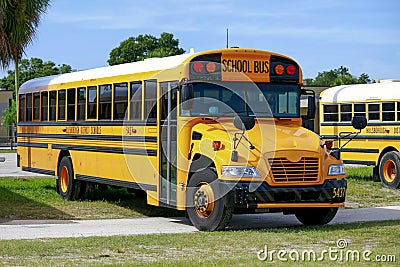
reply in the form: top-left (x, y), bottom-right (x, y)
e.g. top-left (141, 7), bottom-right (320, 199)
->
top-left (1, 18), bottom-right (373, 129)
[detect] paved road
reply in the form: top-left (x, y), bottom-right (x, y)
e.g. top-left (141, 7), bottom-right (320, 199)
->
top-left (1, 206), bottom-right (399, 240)
top-left (0, 153), bottom-right (50, 177)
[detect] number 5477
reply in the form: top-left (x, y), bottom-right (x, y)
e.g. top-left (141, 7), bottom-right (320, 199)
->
top-left (332, 187), bottom-right (346, 198)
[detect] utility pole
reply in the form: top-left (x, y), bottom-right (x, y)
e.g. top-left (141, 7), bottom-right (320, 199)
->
top-left (226, 28), bottom-right (229, 48)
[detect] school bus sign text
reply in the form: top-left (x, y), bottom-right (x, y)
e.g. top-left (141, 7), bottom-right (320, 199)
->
top-left (221, 53), bottom-right (270, 82)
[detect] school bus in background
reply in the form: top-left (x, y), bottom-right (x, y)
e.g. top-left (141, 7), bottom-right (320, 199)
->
top-left (319, 80), bottom-right (400, 188)
top-left (18, 48), bottom-right (358, 231)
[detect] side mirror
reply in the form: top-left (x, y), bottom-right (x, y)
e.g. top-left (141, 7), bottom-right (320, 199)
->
top-left (233, 116), bottom-right (255, 131)
top-left (300, 89), bottom-right (316, 120)
top-left (306, 95), bottom-right (316, 119)
top-left (352, 116), bottom-right (367, 130)
top-left (181, 84), bottom-right (194, 110)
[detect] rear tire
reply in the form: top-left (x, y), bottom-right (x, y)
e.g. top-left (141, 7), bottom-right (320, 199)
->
top-left (57, 156), bottom-right (81, 200)
top-left (186, 168), bottom-right (233, 231)
top-left (295, 208), bottom-right (338, 225)
top-left (379, 151), bottom-right (400, 188)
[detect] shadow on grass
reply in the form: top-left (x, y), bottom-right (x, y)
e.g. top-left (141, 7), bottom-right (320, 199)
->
top-left (85, 187), bottom-right (185, 218)
top-left (0, 186), bottom-right (75, 222)
top-left (0, 178), bottom-right (184, 221)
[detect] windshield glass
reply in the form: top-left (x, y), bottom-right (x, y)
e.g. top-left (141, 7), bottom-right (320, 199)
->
top-left (180, 82), bottom-right (300, 118)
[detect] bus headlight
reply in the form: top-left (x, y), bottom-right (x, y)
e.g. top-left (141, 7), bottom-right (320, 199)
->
top-left (221, 166), bottom-right (261, 178)
top-left (328, 164), bottom-right (345, 176)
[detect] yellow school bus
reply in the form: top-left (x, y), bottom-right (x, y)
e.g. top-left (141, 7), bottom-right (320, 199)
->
top-left (320, 81), bottom-right (400, 188)
top-left (18, 48), bottom-right (352, 231)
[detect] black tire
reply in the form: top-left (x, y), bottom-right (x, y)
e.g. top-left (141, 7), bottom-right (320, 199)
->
top-left (57, 156), bottom-right (81, 200)
top-left (295, 208), bottom-right (338, 225)
top-left (379, 151), bottom-right (400, 188)
top-left (186, 168), bottom-right (233, 231)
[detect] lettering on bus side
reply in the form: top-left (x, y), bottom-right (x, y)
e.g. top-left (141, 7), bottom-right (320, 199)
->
top-left (221, 59), bottom-right (269, 74)
top-left (65, 126), bottom-right (102, 135)
top-left (124, 126), bottom-right (137, 135)
top-left (366, 126), bottom-right (389, 134)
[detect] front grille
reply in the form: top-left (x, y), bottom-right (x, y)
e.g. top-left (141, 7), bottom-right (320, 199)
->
top-left (268, 157), bottom-right (319, 183)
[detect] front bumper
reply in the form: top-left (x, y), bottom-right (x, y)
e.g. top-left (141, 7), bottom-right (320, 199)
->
top-left (220, 179), bottom-right (347, 209)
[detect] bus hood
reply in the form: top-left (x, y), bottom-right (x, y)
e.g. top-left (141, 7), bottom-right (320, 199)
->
top-left (191, 119), bottom-right (322, 165)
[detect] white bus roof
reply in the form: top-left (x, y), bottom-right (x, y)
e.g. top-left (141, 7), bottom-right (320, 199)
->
top-left (320, 81), bottom-right (400, 103)
top-left (19, 52), bottom-right (194, 93)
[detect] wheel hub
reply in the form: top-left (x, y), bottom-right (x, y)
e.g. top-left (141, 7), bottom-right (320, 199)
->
top-left (383, 160), bottom-right (396, 183)
top-left (60, 166), bottom-right (69, 193)
top-left (193, 183), bottom-right (215, 218)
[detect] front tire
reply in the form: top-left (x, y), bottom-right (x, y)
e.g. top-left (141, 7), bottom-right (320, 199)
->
top-left (186, 168), bottom-right (233, 231)
top-left (57, 156), bottom-right (81, 200)
top-left (295, 208), bottom-right (338, 225)
top-left (379, 151), bottom-right (400, 188)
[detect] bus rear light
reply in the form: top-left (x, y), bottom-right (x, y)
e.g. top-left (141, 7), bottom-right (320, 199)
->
top-left (192, 62), bottom-right (204, 73)
top-left (274, 64), bottom-right (285, 75)
top-left (286, 65), bottom-right (296, 75)
top-left (213, 141), bottom-right (221, 151)
top-left (206, 62), bottom-right (217, 73)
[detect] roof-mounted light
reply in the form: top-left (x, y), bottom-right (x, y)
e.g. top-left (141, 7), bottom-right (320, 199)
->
top-left (192, 62), bottom-right (204, 73)
top-left (274, 64), bottom-right (285, 75)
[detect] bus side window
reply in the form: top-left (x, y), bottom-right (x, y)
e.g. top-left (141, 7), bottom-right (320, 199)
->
top-left (49, 91), bottom-right (57, 121)
top-left (77, 87), bottom-right (86, 120)
top-left (398, 102), bottom-right (400, 121)
top-left (18, 94), bottom-right (25, 122)
top-left (130, 81), bottom-right (142, 120)
top-left (340, 104), bottom-right (352, 122)
top-left (58, 89), bottom-right (66, 121)
top-left (354, 103), bottom-right (366, 118)
top-left (144, 80), bottom-right (157, 121)
top-left (33, 92), bottom-right (40, 121)
top-left (41, 91), bottom-right (48, 121)
top-left (114, 83), bottom-right (128, 120)
top-left (323, 104), bottom-right (338, 122)
top-left (368, 103), bottom-right (380, 121)
top-left (382, 102), bottom-right (395, 121)
top-left (26, 93), bottom-right (32, 122)
top-left (87, 86), bottom-right (97, 120)
top-left (67, 88), bottom-right (76, 121)
top-left (99, 84), bottom-right (112, 120)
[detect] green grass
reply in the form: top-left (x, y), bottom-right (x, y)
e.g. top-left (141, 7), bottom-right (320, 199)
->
top-left (0, 220), bottom-right (398, 266)
top-left (345, 166), bottom-right (400, 208)
top-left (0, 178), bottom-right (183, 220)
top-left (0, 148), bottom-right (16, 153)
top-left (0, 171), bottom-right (399, 220)
top-left (346, 166), bottom-right (373, 181)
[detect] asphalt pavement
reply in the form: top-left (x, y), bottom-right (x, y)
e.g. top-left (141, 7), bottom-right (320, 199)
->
top-left (0, 206), bottom-right (399, 240)
top-left (0, 153), bottom-right (50, 177)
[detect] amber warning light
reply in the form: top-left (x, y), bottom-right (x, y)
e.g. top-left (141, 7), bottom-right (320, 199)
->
top-left (273, 64), bottom-right (296, 76)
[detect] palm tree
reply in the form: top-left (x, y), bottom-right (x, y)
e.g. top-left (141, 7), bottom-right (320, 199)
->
top-left (0, 0), bottom-right (50, 96)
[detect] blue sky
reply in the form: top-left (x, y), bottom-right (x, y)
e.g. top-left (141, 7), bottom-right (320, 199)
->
top-left (2, 0), bottom-right (400, 80)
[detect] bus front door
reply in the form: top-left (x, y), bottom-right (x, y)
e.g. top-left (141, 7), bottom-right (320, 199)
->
top-left (159, 81), bottom-right (178, 206)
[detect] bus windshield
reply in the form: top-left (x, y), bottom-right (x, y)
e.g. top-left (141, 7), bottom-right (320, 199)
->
top-left (181, 82), bottom-right (300, 118)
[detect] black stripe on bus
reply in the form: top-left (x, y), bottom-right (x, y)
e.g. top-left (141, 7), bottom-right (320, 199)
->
top-left (17, 133), bottom-right (157, 143)
top-left (340, 148), bottom-right (379, 153)
top-left (321, 135), bottom-right (400, 141)
top-left (321, 122), bottom-right (400, 127)
top-left (343, 160), bottom-right (376, 166)
top-left (17, 142), bottom-right (48, 148)
top-left (17, 142), bottom-right (157, 156)
top-left (18, 120), bottom-right (157, 127)
top-left (76, 174), bottom-right (157, 192)
top-left (22, 166), bottom-right (55, 176)
top-left (51, 144), bottom-right (157, 156)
